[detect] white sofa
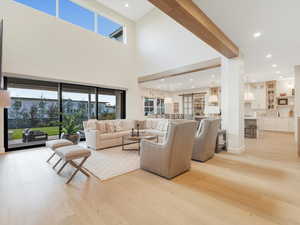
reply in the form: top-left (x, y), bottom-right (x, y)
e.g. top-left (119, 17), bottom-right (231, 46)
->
top-left (83, 119), bottom-right (169, 150)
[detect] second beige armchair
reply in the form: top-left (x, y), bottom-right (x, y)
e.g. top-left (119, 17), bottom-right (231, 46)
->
top-left (192, 119), bottom-right (220, 162)
top-left (140, 121), bottom-right (197, 179)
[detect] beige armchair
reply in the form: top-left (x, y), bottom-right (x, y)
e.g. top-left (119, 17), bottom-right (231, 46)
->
top-left (192, 119), bottom-right (220, 162)
top-left (140, 121), bottom-right (197, 179)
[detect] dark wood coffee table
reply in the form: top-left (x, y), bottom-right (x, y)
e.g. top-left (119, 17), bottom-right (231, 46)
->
top-left (122, 133), bottom-right (159, 154)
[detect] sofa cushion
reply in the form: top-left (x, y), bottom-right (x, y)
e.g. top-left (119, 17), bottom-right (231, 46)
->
top-left (99, 131), bottom-right (130, 140)
top-left (105, 121), bottom-right (115, 133)
top-left (121, 120), bottom-right (135, 131)
top-left (151, 119), bottom-right (160, 129)
top-left (135, 120), bottom-right (146, 129)
top-left (96, 121), bottom-right (107, 134)
top-left (86, 120), bottom-right (98, 130)
top-left (114, 120), bottom-right (123, 132)
top-left (143, 129), bottom-right (165, 137)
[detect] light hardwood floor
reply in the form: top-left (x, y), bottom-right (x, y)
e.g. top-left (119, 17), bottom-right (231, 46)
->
top-left (0, 132), bottom-right (300, 225)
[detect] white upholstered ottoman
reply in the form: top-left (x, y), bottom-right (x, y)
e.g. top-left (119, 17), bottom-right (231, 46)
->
top-left (54, 145), bottom-right (91, 184)
top-left (46, 139), bottom-right (73, 163)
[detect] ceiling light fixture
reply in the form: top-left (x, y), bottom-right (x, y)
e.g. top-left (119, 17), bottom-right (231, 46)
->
top-left (253, 32), bottom-right (262, 38)
top-left (266, 54), bottom-right (272, 58)
top-left (272, 64), bottom-right (278, 68)
top-left (189, 78), bottom-right (193, 82)
top-left (124, 3), bottom-right (129, 7)
top-left (279, 76), bottom-right (283, 79)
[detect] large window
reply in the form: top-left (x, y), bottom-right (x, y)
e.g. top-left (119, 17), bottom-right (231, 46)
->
top-left (157, 99), bottom-right (165, 115)
top-left (98, 15), bottom-right (124, 42)
top-left (183, 95), bottom-right (193, 116)
top-left (15, 0), bottom-right (56, 16)
top-left (98, 89), bottom-right (122, 120)
top-left (13, 0), bottom-right (125, 43)
top-left (62, 84), bottom-right (97, 133)
top-left (6, 79), bottom-right (59, 149)
top-left (59, 0), bottom-right (94, 32)
top-left (144, 98), bottom-right (155, 116)
top-left (4, 78), bottom-right (126, 151)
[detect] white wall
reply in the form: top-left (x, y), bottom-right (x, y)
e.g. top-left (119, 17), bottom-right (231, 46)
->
top-left (136, 9), bottom-right (221, 76)
top-left (0, 0), bottom-right (143, 152)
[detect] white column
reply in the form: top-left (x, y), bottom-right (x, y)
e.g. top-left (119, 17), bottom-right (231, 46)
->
top-left (221, 56), bottom-right (245, 153)
top-left (294, 66), bottom-right (300, 147)
top-left (0, 108), bottom-right (4, 153)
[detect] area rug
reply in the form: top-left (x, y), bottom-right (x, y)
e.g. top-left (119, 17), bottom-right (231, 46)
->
top-left (82, 145), bottom-right (140, 181)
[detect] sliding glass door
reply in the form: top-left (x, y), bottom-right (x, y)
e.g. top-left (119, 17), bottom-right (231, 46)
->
top-left (4, 78), bottom-right (126, 151)
top-left (98, 89), bottom-right (122, 120)
top-left (62, 84), bottom-right (97, 138)
top-left (6, 78), bottom-right (59, 149)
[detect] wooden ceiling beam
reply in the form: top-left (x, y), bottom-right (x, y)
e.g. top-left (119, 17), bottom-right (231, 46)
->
top-left (148, 0), bottom-right (239, 58)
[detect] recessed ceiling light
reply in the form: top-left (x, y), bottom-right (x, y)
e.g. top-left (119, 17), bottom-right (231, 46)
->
top-left (124, 3), bottom-right (129, 7)
top-left (253, 32), bottom-right (262, 38)
top-left (272, 64), bottom-right (278, 68)
top-left (266, 54), bottom-right (272, 58)
top-left (189, 78), bottom-right (193, 82)
top-left (279, 76), bottom-right (283, 79)
top-left (276, 71), bottom-right (281, 74)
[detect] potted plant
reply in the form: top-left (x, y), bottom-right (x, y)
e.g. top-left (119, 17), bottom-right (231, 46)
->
top-left (61, 113), bottom-right (81, 144)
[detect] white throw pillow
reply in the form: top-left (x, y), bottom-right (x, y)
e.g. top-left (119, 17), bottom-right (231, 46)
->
top-left (157, 120), bottom-right (165, 131)
top-left (151, 119), bottom-right (160, 129)
top-left (114, 120), bottom-right (123, 132)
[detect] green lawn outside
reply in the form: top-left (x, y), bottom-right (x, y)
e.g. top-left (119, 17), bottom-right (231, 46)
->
top-left (9, 127), bottom-right (59, 140)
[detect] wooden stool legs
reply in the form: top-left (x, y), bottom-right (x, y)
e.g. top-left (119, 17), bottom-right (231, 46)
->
top-left (66, 157), bottom-right (89, 184)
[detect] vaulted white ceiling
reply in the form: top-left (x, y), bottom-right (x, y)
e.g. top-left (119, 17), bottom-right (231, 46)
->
top-left (194, 0), bottom-right (299, 82)
top-left (95, 0), bottom-right (154, 21)
top-left (96, 0), bottom-right (299, 91)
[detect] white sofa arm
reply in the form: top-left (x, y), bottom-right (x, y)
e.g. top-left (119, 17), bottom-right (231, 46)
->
top-left (85, 129), bottom-right (101, 150)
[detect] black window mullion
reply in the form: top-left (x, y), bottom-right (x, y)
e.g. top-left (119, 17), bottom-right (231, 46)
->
top-left (96, 88), bottom-right (99, 120)
top-left (58, 83), bottom-right (63, 138)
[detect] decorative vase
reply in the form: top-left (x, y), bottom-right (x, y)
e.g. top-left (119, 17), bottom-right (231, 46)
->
top-left (61, 132), bottom-right (81, 144)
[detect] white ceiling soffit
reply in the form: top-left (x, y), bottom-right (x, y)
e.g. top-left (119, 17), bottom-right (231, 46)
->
top-left (140, 67), bottom-right (221, 92)
top-left (194, 0), bottom-right (299, 81)
top-left (95, 0), bottom-right (154, 21)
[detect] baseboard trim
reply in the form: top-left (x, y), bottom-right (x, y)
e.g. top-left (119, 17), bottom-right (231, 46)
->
top-left (0, 148), bottom-right (6, 154)
top-left (227, 145), bottom-right (245, 154)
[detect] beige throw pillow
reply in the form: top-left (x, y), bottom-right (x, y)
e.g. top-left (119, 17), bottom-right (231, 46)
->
top-left (86, 120), bottom-right (97, 130)
top-left (106, 121), bottom-right (115, 133)
top-left (96, 121), bottom-right (107, 134)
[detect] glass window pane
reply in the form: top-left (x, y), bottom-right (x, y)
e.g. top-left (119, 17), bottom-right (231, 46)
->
top-left (98, 15), bottom-right (123, 42)
top-left (98, 90), bottom-right (121, 120)
top-left (14, 0), bottom-right (56, 16)
top-left (60, 0), bottom-right (94, 31)
top-left (7, 78), bottom-right (59, 149)
top-left (62, 84), bottom-right (96, 135)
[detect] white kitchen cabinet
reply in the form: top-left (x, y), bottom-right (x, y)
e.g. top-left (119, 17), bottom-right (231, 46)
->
top-left (262, 117), bottom-right (294, 132)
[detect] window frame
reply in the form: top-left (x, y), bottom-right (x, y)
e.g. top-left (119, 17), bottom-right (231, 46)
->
top-left (13, 0), bottom-right (126, 43)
